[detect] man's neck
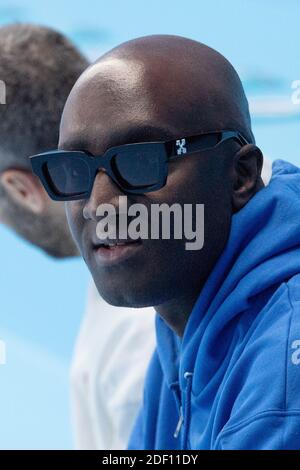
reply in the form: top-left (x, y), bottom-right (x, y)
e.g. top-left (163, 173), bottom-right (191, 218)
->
top-left (155, 289), bottom-right (201, 337)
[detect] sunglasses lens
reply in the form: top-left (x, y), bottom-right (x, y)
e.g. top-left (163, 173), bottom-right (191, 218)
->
top-left (45, 155), bottom-right (91, 197)
top-left (113, 146), bottom-right (164, 190)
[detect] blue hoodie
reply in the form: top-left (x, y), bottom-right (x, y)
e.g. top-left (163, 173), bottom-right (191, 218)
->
top-left (128, 159), bottom-right (300, 450)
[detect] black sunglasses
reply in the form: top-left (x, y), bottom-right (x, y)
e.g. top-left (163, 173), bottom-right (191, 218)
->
top-left (30, 130), bottom-right (248, 201)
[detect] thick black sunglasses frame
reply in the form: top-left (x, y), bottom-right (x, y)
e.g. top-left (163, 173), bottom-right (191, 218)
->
top-left (30, 130), bottom-right (249, 201)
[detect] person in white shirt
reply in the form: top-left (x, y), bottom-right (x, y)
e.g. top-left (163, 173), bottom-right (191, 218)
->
top-left (71, 282), bottom-right (155, 449)
top-left (0, 23), bottom-right (155, 449)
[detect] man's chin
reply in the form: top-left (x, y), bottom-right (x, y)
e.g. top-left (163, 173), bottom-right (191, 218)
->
top-left (92, 281), bottom-right (153, 309)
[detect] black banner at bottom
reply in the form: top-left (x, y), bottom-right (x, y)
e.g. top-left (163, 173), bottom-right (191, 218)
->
top-left (0, 450), bottom-right (299, 465)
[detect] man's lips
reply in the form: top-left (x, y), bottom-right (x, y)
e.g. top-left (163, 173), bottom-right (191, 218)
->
top-left (91, 238), bottom-right (143, 266)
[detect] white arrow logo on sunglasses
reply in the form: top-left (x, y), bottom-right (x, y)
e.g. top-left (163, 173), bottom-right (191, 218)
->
top-left (176, 138), bottom-right (187, 155)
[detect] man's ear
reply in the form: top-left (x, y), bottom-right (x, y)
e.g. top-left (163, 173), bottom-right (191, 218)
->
top-left (0, 168), bottom-right (47, 214)
top-left (231, 144), bottom-right (264, 213)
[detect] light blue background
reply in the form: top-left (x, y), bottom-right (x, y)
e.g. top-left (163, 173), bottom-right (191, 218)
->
top-left (0, 0), bottom-right (299, 449)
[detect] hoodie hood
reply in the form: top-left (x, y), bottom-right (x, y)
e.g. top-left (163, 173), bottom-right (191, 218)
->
top-left (156, 159), bottom-right (300, 395)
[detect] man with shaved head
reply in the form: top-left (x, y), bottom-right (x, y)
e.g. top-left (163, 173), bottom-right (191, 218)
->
top-left (32, 34), bottom-right (300, 449)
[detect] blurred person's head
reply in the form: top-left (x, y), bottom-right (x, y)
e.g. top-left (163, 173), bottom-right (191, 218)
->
top-left (58, 35), bottom-right (264, 335)
top-left (0, 23), bottom-right (89, 257)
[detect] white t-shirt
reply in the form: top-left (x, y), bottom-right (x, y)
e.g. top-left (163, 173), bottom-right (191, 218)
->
top-left (261, 155), bottom-right (273, 186)
top-left (70, 282), bottom-right (155, 449)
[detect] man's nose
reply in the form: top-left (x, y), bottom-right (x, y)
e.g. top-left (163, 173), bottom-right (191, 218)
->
top-left (82, 170), bottom-right (124, 221)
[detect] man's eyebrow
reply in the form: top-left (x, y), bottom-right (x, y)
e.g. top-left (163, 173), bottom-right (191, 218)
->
top-left (60, 124), bottom-right (175, 154)
top-left (58, 138), bottom-right (88, 151)
top-left (107, 124), bottom-right (176, 148)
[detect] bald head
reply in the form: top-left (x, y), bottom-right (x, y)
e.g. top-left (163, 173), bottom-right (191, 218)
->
top-left (61, 35), bottom-right (263, 333)
top-left (60, 35), bottom-right (254, 153)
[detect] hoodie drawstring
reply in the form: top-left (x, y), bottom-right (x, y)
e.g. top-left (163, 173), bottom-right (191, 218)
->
top-left (173, 372), bottom-right (193, 447)
top-left (181, 372), bottom-right (193, 449)
top-left (173, 405), bottom-right (184, 438)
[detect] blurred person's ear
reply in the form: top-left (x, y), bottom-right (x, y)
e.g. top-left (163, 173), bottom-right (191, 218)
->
top-left (0, 169), bottom-right (47, 214)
